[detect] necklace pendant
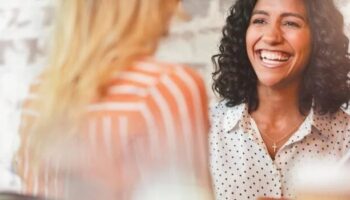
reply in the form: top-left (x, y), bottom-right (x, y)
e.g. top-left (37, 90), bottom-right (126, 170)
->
top-left (272, 143), bottom-right (277, 153)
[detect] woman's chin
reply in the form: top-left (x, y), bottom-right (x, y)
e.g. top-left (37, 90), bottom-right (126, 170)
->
top-left (257, 77), bottom-right (283, 88)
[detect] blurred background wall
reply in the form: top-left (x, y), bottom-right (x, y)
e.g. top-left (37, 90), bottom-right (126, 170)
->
top-left (0, 0), bottom-right (349, 191)
top-left (0, 0), bottom-right (52, 190)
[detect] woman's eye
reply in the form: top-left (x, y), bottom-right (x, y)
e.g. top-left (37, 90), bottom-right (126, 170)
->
top-left (252, 18), bottom-right (266, 25)
top-left (283, 21), bottom-right (301, 28)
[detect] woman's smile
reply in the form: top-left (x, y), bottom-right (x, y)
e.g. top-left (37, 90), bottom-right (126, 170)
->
top-left (256, 49), bottom-right (292, 68)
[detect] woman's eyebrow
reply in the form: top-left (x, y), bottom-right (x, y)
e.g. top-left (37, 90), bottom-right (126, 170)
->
top-left (281, 12), bottom-right (306, 21)
top-left (252, 10), bottom-right (269, 16)
top-left (252, 10), bottom-right (306, 22)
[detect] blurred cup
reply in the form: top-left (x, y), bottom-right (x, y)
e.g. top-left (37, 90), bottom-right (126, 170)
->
top-left (294, 162), bottom-right (350, 200)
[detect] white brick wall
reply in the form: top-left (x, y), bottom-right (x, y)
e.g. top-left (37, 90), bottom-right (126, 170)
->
top-left (0, 0), bottom-right (52, 191)
top-left (0, 0), bottom-right (349, 191)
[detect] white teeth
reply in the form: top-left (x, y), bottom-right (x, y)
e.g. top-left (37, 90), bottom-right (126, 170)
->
top-left (260, 50), bottom-right (290, 61)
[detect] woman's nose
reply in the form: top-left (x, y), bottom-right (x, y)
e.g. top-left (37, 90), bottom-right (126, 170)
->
top-left (262, 24), bottom-right (283, 45)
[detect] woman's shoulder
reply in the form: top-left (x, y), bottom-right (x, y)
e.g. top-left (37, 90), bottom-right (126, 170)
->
top-left (312, 107), bottom-right (350, 135)
top-left (94, 59), bottom-right (207, 112)
top-left (209, 100), bottom-right (245, 126)
top-left (132, 59), bottom-right (204, 82)
top-left (210, 100), bottom-right (245, 116)
top-left (108, 58), bottom-right (206, 94)
top-left (333, 107), bottom-right (350, 130)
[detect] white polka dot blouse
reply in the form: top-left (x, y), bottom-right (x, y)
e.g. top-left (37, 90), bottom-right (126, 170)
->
top-left (209, 101), bottom-right (350, 200)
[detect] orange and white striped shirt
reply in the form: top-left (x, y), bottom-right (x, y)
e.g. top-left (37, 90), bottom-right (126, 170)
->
top-left (16, 59), bottom-right (210, 199)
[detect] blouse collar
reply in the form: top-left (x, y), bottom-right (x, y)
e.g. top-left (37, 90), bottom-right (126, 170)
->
top-left (222, 102), bottom-right (349, 140)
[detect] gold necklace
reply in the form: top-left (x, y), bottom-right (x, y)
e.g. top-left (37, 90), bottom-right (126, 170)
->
top-left (258, 119), bottom-right (304, 153)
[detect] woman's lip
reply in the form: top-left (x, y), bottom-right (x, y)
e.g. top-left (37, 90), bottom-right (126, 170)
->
top-left (256, 49), bottom-right (292, 55)
top-left (255, 51), bottom-right (291, 69)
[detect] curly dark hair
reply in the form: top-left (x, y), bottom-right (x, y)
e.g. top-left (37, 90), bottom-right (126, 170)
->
top-left (212, 0), bottom-right (350, 115)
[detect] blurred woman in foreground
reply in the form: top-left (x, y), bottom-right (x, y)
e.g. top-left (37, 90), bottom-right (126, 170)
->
top-left (15, 0), bottom-right (212, 199)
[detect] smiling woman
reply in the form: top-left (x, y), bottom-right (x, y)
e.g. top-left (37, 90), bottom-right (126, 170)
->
top-left (246, 0), bottom-right (312, 89)
top-left (210, 0), bottom-right (350, 199)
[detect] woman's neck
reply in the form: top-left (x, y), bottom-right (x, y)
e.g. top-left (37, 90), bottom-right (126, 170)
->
top-left (252, 83), bottom-right (303, 125)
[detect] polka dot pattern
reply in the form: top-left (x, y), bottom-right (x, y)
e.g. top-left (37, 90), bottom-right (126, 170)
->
top-left (209, 101), bottom-right (350, 200)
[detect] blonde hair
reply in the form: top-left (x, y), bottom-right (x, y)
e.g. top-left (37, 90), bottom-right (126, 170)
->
top-left (26, 0), bottom-right (179, 158)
